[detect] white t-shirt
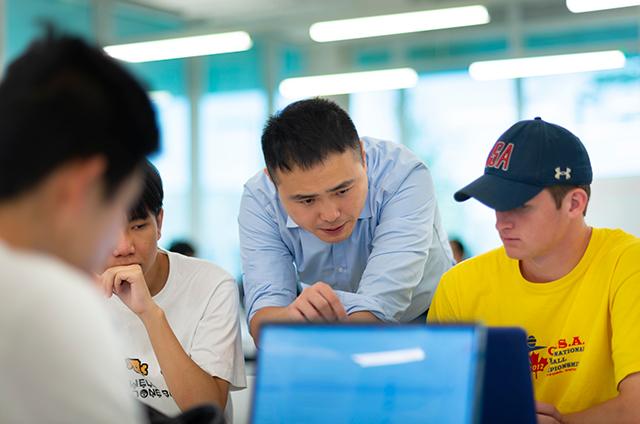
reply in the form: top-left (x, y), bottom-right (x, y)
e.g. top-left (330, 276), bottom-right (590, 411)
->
top-left (0, 242), bottom-right (143, 424)
top-left (107, 251), bottom-right (247, 421)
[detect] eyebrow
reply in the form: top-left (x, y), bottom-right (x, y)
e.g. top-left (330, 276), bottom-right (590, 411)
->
top-left (288, 179), bottom-right (355, 201)
top-left (327, 179), bottom-right (355, 193)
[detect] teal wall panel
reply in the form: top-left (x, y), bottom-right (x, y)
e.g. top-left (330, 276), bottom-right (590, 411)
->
top-left (6, 0), bottom-right (92, 62)
top-left (114, 2), bottom-right (184, 40)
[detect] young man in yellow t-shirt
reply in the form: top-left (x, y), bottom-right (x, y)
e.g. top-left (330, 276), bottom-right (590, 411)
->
top-left (428, 117), bottom-right (640, 423)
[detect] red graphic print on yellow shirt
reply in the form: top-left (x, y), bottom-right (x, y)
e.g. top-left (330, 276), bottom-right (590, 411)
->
top-left (528, 334), bottom-right (585, 379)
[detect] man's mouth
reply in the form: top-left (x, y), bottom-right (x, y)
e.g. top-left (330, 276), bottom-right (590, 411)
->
top-left (321, 222), bottom-right (346, 234)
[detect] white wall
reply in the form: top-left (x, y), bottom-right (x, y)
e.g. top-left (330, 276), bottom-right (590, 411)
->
top-left (587, 176), bottom-right (640, 237)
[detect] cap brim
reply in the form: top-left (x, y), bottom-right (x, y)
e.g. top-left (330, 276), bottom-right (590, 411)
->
top-left (454, 174), bottom-right (544, 212)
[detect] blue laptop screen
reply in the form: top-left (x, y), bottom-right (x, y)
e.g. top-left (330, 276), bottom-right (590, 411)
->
top-left (252, 324), bottom-right (485, 424)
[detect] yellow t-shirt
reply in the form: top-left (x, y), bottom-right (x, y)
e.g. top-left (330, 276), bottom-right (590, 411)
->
top-left (428, 228), bottom-right (640, 414)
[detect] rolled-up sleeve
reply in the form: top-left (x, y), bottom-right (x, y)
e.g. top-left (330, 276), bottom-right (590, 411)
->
top-left (238, 185), bottom-right (298, 322)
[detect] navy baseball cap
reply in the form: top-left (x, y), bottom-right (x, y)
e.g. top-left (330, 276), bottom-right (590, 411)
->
top-left (454, 117), bottom-right (592, 211)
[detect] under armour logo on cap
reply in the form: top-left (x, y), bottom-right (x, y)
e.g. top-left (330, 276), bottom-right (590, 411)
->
top-left (554, 167), bottom-right (572, 180)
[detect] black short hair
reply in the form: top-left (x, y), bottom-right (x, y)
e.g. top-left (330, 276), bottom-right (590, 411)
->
top-left (261, 98), bottom-right (360, 183)
top-left (0, 30), bottom-right (159, 200)
top-left (449, 238), bottom-right (466, 256)
top-left (128, 160), bottom-right (163, 221)
top-left (168, 240), bottom-right (196, 257)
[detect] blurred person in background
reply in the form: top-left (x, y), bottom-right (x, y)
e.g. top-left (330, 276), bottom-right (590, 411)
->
top-left (449, 237), bottom-right (467, 263)
top-left (168, 239), bottom-right (196, 257)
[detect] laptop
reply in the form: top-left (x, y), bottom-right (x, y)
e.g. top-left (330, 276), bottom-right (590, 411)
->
top-left (480, 327), bottom-right (536, 424)
top-left (251, 324), bottom-right (486, 424)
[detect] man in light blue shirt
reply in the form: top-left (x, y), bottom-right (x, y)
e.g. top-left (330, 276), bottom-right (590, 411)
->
top-left (239, 98), bottom-right (453, 339)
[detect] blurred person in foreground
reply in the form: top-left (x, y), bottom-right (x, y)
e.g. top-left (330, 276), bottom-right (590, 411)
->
top-left (0, 31), bottom-right (158, 423)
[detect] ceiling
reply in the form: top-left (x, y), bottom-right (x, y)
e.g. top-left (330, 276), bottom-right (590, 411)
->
top-left (122, 0), bottom-right (638, 41)
top-left (130, 0), bottom-right (458, 22)
top-left (119, 0), bottom-right (639, 70)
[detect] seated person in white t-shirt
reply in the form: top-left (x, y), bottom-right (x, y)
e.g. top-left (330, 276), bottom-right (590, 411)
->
top-left (98, 160), bottom-right (246, 420)
top-left (0, 32), bottom-right (159, 423)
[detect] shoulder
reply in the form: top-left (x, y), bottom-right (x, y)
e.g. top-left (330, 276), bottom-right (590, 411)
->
top-left (243, 169), bottom-right (276, 204)
top-left (441, 247), bottom-right (508, 286)
top-left (0, 245), bottom-right (100, 310)
top-left (0, 245), bottom-right (122, 358)
top-left (593, 228), bottom-right (640, 274)
top-left (364, 138), bottom-right (428, 187)
top-left (166, 251), bottom-right (237, 294)
top-left (595, 228), bottom-right (640, 250)
top-left (362, 137), bottom-right (426, 179)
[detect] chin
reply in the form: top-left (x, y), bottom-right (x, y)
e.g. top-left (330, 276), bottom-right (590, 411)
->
top-left (503, 247), bottom-right (529, 261)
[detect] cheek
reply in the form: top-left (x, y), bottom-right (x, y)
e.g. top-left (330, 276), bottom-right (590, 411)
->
top-left (285, 203), bottom-right (314, 226)
top-left (345, 190), bottom-right (366, 217)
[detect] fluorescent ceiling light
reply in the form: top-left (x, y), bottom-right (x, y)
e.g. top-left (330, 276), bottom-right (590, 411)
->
top-left (148, 90), bottom-right (173, 104)
top-left (309, 5), bottom-right (489, 42)
top-left (567, 0), bottom-right (640, 13)
top-left (352, 348), bottom-right (426, 368)
top-left (104, 31), bottom-right (252, 63)
top-left (279, 68), bottom-right (418, 98)
top-left (469, 50), bottom-right (626, 80)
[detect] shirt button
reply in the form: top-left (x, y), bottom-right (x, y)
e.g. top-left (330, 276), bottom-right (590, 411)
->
top-left (338, 267), bottom-right (345, 273)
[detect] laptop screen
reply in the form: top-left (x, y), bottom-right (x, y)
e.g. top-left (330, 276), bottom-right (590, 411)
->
top-left (252, 324), bottom-right (486, 424)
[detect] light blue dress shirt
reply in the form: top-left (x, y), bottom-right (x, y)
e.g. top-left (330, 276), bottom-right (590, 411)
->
top-left (239, 137), bottom-right (454, 322)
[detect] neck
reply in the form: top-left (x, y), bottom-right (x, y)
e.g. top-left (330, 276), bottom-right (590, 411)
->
top-left (520, 223), bottom-right (592, 283)
top-left (145, 249), bottom-right (169, 296)
top-left (0, 196), bottom-right (50, 253)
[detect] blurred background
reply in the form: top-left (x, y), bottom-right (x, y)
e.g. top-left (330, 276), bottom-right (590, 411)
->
top-left (1, 0), bottom-right (638, 279)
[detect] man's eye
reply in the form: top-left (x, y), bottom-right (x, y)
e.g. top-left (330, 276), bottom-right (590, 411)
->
top-left (337, 188), bottom-right (351, 196)
top-left (300, 199), bottom-right (315, 205)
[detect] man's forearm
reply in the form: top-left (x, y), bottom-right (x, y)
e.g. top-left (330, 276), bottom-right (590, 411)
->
top-left (562, 373), bottom-right (640, 424)
top-left (249, 306), bottom-right (292, 342)
top-left (140, 306), bottom-right (229, 411)
top-left (348, 311), bottom-right (381, 322)
top-left (564, 396), bottom-right (640, 423)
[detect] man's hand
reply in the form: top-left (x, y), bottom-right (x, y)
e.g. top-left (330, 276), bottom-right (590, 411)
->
top-left (537, 401), bottom-right (565, 424)
top-left (286, 282), bottom-right (347, 322)
top-left (99, 265), bottom-right (155, 317)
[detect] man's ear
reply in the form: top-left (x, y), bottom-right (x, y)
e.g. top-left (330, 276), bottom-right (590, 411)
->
top-left (155, 208), bottom-right (164, 241)
top-left (358, 139), bottom-right (367, 171)
top-left (264, 167), bottom-right (278, 187)
top-left (567, 189), bottom-right (589, 217)
top-left (53, 156), bottom-right (107, 213)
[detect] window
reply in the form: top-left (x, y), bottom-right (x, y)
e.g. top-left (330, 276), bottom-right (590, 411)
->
top-left (198, 90), bottom-right (267, 276)
top-left (405, 70), bottom-right (518, 256)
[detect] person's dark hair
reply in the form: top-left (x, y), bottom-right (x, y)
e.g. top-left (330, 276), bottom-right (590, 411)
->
top-left (129, 160), bottom-right (163, 221)
top-left (0, 29), bottom-right (159, 201)
top-left (168, 240), bottom-right (196, 257)
top-left (261, 97), bottom-right (360, 183)
top-left (450, 238), bottom-right (465, 255)
top-left (546, 185), bottom-right (591, 216)
top-left (449, 237), bottom-right (466, 263)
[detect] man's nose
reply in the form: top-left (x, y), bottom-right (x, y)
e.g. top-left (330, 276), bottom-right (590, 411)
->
top-left (112, 230), bottom-right (134, 257)
top-left (319, 200), bottom-right (341, 223)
